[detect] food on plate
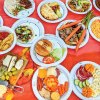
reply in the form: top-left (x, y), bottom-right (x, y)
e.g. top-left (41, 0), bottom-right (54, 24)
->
top-left (68, 0), bottom-right (91, 12)
top-left (91, 19), bottom-right (100, 39)
top-left (0, 85), bottom-right (7, 98)
top-left (5, 0), bottom-right (32, 16)
top-left (35, 39), bottom-right (52, 57)
top-left (38, 69), bottom-right (47, 78)
top-left (74, 63), bottom-right (100, 98)
top-left (96, 0), bottom-right (100, 9)
top-left (0, 33), bottom-right (14, 51)
top-left (39, 88), bottom-right (50, 99)
top-left (51, 92), bottom-right (60, 100)
top-left (0, 54), bottom-right (27, 85)
top-left (58, 21), bottom-right (85, 47)
top-left (40, 2), bottom-right (62, 20)
top-left (47, 67), bottom-right (57, 77)
top-left (15, 25), bottom-right (34, 43)
top-left (37, 67), bottom-right (69, 100)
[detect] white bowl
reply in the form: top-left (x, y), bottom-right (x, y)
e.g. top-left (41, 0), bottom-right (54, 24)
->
top-left (30, 34), bottom-right (67, 67)
top-left (88, 16), bottom-right (100, 42)
top-left (0, 26), bottom-right (16, 55)
top-left (0, 16), bottom-right (3, 26)
top-left (32, 65), bottom-right (72, 100)
top-left (56, 20), bottom-right (89, 49)
top-left (12, 17), bottom-right (44, 47)
top-left (70, 61), bottom-right (100, 100)
top-left (66, 0), bottom-right (92, 14)
top-left (4, 0), bottom-right (35, 19)
top-left (37, 0), bottom-right (68, 23)
top-left (93, 0), bottom-right (100, 12)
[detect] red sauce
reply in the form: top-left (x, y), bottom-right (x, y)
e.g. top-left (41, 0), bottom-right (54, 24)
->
top-left (0, 32), bottom-right (9, 40)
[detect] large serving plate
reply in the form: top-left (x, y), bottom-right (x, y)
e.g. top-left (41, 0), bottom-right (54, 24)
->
top-left (32, 65), bottom-right (72, 100)
top-left (30, 34), bottom-right (67, 67)
top-left (56, 20), bottom-right (89, 49)
top-left (0, 16), bottom-right (3, 26)
top-left (37, 0), bottom-right (68, 23)
top-left (12, 18), bottom-right (44, 47)
top-left (4, 0), bottom-right (35, 19)
top-left (71, 61), bottom-right (100, 100)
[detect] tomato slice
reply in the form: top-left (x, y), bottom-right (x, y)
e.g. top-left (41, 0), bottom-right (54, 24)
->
top-left (43, 56), bottom-right (55, 64)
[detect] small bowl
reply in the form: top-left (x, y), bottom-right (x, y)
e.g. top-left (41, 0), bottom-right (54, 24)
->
top-left (0, 16), bottom-right (3, 26)
top-left (56, 20), bottom-right (89, 49)
top-left (0, 26), bottom-right (16, 55)
top-left (32, 65), bottom-right (72, 100)
top-left (4, 0), bottom-right (35, 19)
top-left (88, 16), bottom-right (100, 42)
top-left (30, 34), bottom-right (67, 67)
top-left (93, 0), bottom-right (100, 12)
top-left (37, 0), bottom-right (68, 23)
top-left (66, 0), bottom-right (92, 14)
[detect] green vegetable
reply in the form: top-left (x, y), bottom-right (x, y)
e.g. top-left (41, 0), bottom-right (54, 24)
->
top-left (50, 48), bottom-right (65, 61)
top-left (85, 80), bottom-right (90, 86)
top-left (79, 81), bottom-right (83, 88)
top-left (11, 67), bottom-right (17, 72)
top-left (56, 10), bottom-right (62, 18)
top-left (74, 79), bottom-right (80, 86)
top-left (83, 81), bottom-right (86, 87)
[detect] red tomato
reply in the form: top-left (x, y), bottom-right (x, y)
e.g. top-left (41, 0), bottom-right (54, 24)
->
top-left (43, 56), bottom-right (55, 64)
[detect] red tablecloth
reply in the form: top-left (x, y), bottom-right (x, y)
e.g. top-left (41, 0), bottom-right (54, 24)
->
top-left (0, 0), bottom-right (100, 100)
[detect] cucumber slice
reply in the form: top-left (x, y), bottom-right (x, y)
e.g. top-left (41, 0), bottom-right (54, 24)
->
top-left (83, 81), bottom-right (86, 87)
top-left (79, 81), bottom-right (83, 88)
top-left (74, 79), bottom-right (80, 86)
top-left (85, 80), bottom-right (90, 86)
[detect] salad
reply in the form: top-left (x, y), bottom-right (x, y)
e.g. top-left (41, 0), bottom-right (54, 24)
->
top-left (15, 25), bottom-right (34, 43)
top-left (68, 0), bottom-right (91, 12)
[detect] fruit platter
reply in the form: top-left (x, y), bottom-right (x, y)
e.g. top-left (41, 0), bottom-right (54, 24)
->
top-left (0, 0), bottom-right (100, 100)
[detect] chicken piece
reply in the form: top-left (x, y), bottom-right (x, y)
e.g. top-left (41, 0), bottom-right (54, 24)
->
top-left (15, 59), bottom-right (24, 70)
top-left (3, 55), bottom-right (12, 67)
top-left (39, 88), bottom-right (50, 100)
top-left (8, 56), bottom-right (17, 72)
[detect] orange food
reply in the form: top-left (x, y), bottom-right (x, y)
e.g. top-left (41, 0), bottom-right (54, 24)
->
top-left (85, 64), bottom-right (95, 74)
top-left (44, 75), bottom-right (58, 92)
top-left (82, 87), bottom-right (93, 98)
top-left (38, 69), bottom-right (47, 78)
top-left (37, 77), bottom-right (43, 91)
top-left (9, 76), bottom-right (17, 85)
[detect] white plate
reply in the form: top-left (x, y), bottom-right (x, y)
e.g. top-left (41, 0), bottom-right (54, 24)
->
top-left (66, 0), bottom-right (92, 14)
top-left (30, 34), bottom-right (67, 67)
top-left (0, 16), bottom-right (3, 26)
top-left (56, 20), bottom-right (89, 49)
top-left (88, 16), bottom-right (100, 42)
top-left (93, 0), bottom-right (100, 12)
top-left (32, 65), bottom-right (72, 100)
top-left (0, 26), bottom-right (17, 55)
top-left (4, 0), bottom-right (35, 19)
top-left (37, 0), bottom-right (68, 23)
top-left (70, 61), bottom-right (100, 100)
top-left (12, 18), bottom-right (44, 47)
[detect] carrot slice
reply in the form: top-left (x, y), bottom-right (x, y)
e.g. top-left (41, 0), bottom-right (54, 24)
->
top-left (65, 25), bottom-right (81, 42)
top-left (76, 29), bottom-right (86, 52)
top-left (64, 82), bottom-right (69, 92)
top-left (58, 20), bottom-right (82, 30)
top-left (58, 86), bottom-right (62, 96)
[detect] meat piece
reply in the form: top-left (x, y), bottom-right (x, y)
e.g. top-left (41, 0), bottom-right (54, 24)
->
top-left (3, 55), bottom-right (12, 67)
top-left (15, 59), bottom-right (24, 70)
top-left (8, 56), bottom-right (17, 72)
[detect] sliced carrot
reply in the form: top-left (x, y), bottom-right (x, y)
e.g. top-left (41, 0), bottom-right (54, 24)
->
top-left (64, 82), bottom-right (69, 92)
top-left (65, 25), bottom-right (81, 42)
top-left (58, 86), bottom-right (62, 96)
top-left (58, 20), bottom-right (82, 30)
top-left (61, 84), bottom-right (64, 95)
top-left (76, 29), bottom-right (86, 52)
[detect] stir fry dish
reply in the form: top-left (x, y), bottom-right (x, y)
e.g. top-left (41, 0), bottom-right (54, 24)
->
top-left (5, 0), bottom-right (32, 16)
top-left (37, 67), bottom-right (69, 100)
top-left (74, 64), bottom-right (100, 98)
top-left (68, 0), bottom-right (91, 12)
top-left (15, 25), bottom-right (34, 43)
top-left (0, 32), bottom-right (14, 51)
top-left (96, 0), bottom-right (100, 9)
top-left (40, 2), bottom-right (62, 20)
